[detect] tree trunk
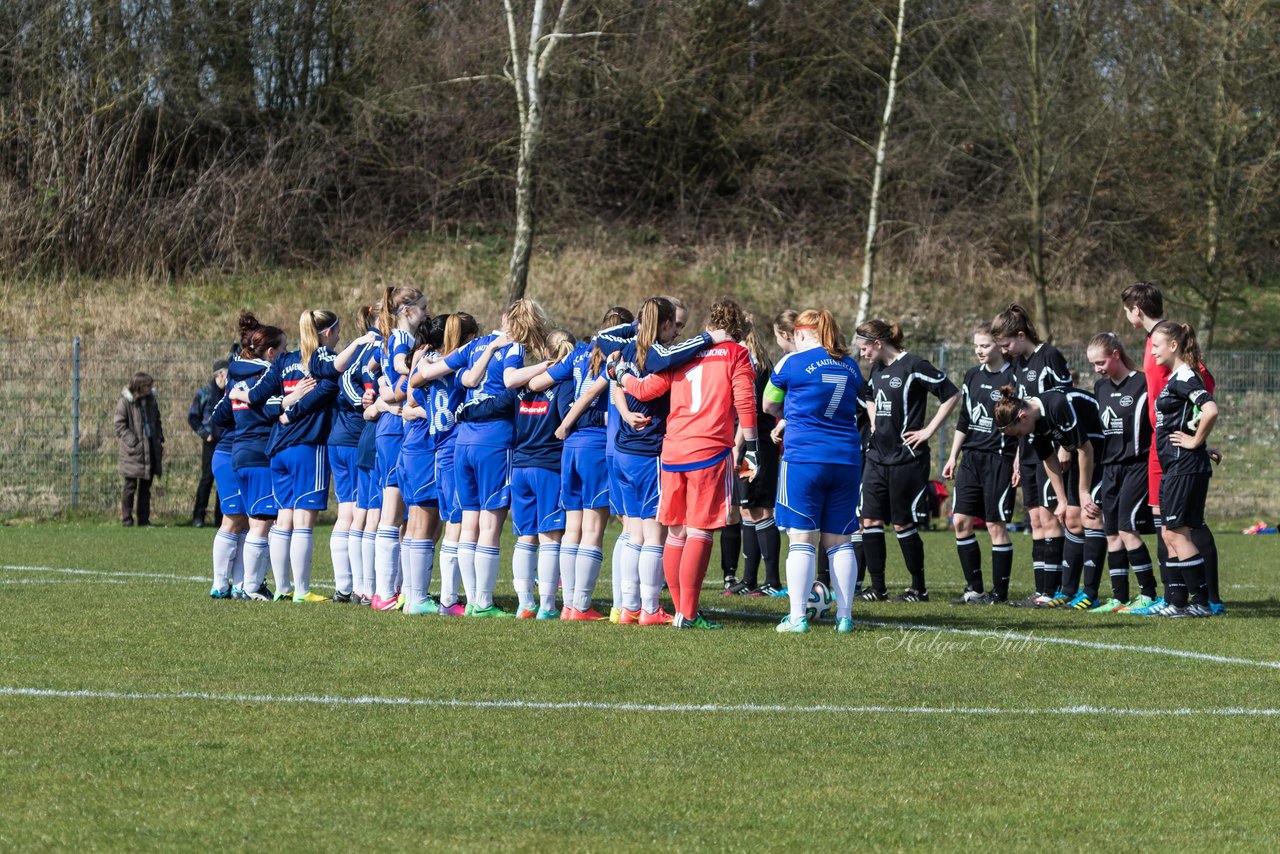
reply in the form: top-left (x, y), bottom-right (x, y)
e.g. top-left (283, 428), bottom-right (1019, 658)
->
top-left (856, 0), bottom-right (907, 327)
top-left (1027, 3), bottom-right (1052, 342)
top-left (506, 136), bottom-right (537, 305)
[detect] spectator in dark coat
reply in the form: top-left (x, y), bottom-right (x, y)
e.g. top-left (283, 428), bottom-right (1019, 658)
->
top-left (187, 359), bottom-right (229, 528)
top-left (115, 372), bottom-right (164, 527)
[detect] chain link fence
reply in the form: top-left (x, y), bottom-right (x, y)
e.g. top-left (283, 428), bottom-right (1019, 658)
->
top-left (1, 340), bottom-right (1277, 522)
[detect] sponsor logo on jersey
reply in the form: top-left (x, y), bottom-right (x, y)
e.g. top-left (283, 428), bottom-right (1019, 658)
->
top-left (1120, 395), bottom-right (1134, 407)
top-left (989, 389), bottom-right (1001, 401)
top-left (1101, 406), bottom-right (1123, 435)
top-left (519, 400), bottom-right (550, 416)
top-left (874, 389), bottom-right (894, 418)
top-left (888, 376), bottom-right (903, 389)
top-left (969, 400), bottom-right (994, 433)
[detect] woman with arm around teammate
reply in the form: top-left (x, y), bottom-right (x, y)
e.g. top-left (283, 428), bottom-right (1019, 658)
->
top-left (763, 309), bottom-right (865, 633)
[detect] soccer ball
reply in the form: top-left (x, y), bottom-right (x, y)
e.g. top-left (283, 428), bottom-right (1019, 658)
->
top-left (806, 581), bottom-right (834, 621)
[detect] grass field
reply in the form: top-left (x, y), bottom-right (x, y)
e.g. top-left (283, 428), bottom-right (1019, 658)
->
top-left (2, 522), bottom-right (1279, 850)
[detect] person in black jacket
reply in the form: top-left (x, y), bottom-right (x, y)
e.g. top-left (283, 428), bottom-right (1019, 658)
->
top-left (188, 360), bottom-right (229, 527)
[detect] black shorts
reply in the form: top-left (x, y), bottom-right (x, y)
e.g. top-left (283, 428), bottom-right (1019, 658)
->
top-left (1020, 456), bottom-right (1059, 511)
top-left (737, 442), bottom-right (779, 508)
top-left (1061, 459), bottom-right (1103, 509)
top-left (1159, 472), bottom-right (1210, 530)
top-left (859, 455), bottom-right (930, 527)
top-left (952, 452), bottom-right (1015, 524)
top-left (1100, 460), bottom-right (1152, 535)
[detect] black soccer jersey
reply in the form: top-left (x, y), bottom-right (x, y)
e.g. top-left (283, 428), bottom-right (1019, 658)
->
top-left (1155, 364), bottom-right (1215, 476)
top-left (1094, 371), bottom-right (1150, 465)
top-left (1014, 343), bottom-right (1072, 461)
top-left (862, 352), bottom-right (960, 466)
top-left (956, 362), bottom-right (1016, 458)
top-left (1029, 388), bottom-right (1104, 461)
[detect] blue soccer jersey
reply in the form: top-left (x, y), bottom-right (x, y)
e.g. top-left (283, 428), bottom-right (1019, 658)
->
top-left (245, 348), bottom-right (340, 455)
top-left (765, 348), bottom-right (865, 466)
top-left (445, 333), bottom-right (517, 447)
top-left (228, 356), bottom-right (282, 469)
top-left (330, 338), bottom-right (379, 448)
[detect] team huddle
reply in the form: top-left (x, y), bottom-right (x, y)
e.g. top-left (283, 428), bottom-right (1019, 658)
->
top-left (203, 280), bottom-right (1223, 631)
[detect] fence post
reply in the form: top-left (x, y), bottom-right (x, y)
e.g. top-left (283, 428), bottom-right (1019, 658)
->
top-left (72, 336), bottom-right (81, 509)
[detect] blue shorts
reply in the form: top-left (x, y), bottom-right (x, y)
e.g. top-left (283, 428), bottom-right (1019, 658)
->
top-left (328, 444), bottom-right (359, 504)
top-left (561, 444), bottom-right (610, 511)
top-left (455, 443), bottom-right (511, 512)
top-left (776, 460), bottom-right (861, 535)
top-left (511, 466), bottom-right (566, 536)
top-left (270, 444), bottom-right (331, 511)
top-left (212, 449), bottom-right (245, 516)
top-left (375, 432), bottom-right (404, 492)
top-left (614, 451), bottom-right (661, 520)
top-left (607, 453), bottom-right (624, 515)
top-left (237, 465), bottom-right (278, 518)
top-left (400, 448), bottom-right (439, 508)
top-left (356, 465), bottom-right (382, 512)
top-left (435, 443), bottom-right (461, 523)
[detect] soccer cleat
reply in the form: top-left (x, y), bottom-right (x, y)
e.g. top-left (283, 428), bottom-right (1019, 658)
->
top-left (1042, 592), bottom-right (1070, 608)
top-left (515, 607), bottom-right (538, 619)
top-left (209, 585), bottom-right (232, 600)
top-left (464, 603), bottom-right (475, 616)
top-left (1161, 604), bottom-right (1190, 618)
top-left (971, 592), bottom-right (1000, 605)
top-left (567, 607), bottom-right (608, 621)
top-left (470, 604), bottom-right (514, 618)
top-left (722, 581), bottom-right (754, 596)
top-left (405, 600), bottom-right (439, 616)
top-left (858, 588), bottom-right (889, 602)
top-left (396, 593), bottom-right (406, 610)
top-left (1067, 592), bottom-right (1094, 610)
top-left (293, 591), bottom-right (329, 604)
top-left (675, 613), bottom-right (722, 630)
top-left (638, 608), bottom-right (675, 626)
top-left (892, 588), bottom-right (929, 603)
top-left (1008, 594), bottom-right (1042, 608)
top-left (776, 615), bottom-right (810, 634)
top-left (1087, 597), bottom-right (1127, 613)
top-left (1184, 603), bottom-right (1213, 618)
top-left (330, 590), bottom-right (354, 603)
top-left (836, 617), bottom-right (855, 633)
top-left (950, 589), bottom-right (986, 605)
top-left (762, 585), bottom-right (788, 598)
top-left (437, 602), bottom-right (467, 617)
top-left (608, 606), bottom-right (621, 623)
top-left (272, 591), bottom-right (293, 602)
top-left (370, 594), bottom-right (400, 611)
top-left (619, 608), bottom-right (641, 625)
top-left (244, 584), bottom-right (273, 602)
top-left (1209, 601), bottom-right (1227, 616)
top-left (230, 586), bottom-right (249, 601)
top-left (535, 607), bottom-right (560, 620)
top-left (745, 586), bottom-right (767, 597)
top-left (559, 606), bottom-right (572, 620)
top-left (723, 574), bottom-right (738, 591)
top-left (1124, 596), bottom-right (1165, 615)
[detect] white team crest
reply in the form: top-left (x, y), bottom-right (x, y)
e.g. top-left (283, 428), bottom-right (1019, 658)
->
top-left (1120, 395), bottom-right (1134, 407)
top-left (989, 389), bottom-right (1001, 401)
top-left (889, 376), bottom-right (903, 389)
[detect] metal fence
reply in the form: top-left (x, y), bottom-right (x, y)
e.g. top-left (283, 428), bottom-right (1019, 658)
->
top-left (1, 340), bottom-right (1277, 521)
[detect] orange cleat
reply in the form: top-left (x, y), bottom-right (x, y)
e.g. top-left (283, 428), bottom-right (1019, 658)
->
top-left (516, 608), bottom-right (537, 619)
top-left (560, 605), bottom-right (572, 620)
top-left (619, 608), bottom-right (641, 625)
top-left (638, 608), bottom-right (675, 626)
top-left (567, 607), bottom-right (608, 621)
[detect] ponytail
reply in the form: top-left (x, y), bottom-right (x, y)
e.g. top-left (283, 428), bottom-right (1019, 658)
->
top-left (378, 286), bottom-right (425, 340)
top-left (1152, 320), bottom-right (1205, 382)
top-left (238, 311), bottom-right (284, 360)
top-left (589, 306), bottom-right (635, 376)
top-left (634, 297), bottom-right (675, 373)
top-left (798, 309), bottom-right (850, 359)
top-left (506, 298), bottom-right (551, 358)
top-left (854, 318), bottom-right (903, 351)
top-left (1088, 332), bottom-right (1135, 372)
top-left (442, 312), bottom-right (479, 358)
top-left (546, 328), bottom-right (577, 363)
top-left (299, 309), bottom-right (338, 368)
top-left (741, 314), bottom-right (774, 374)
top-left (358, 304), bottom-right (378, 333)
top-left (992, 384), bottom-right (1030, 430)
top-left (990, 303), bottom-right (1041, 345)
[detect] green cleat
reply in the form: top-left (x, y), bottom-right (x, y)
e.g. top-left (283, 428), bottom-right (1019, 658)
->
top-left (1088, 597), bottom-right (1127, 613)
top-left (776, 615), bottom-right (810, 634)
top-left (470, 605), bottom-right (514, 619)
top-left (404, 600), bottom-right (438, 616)
top-left (836, 617), bottom-right (855, 633)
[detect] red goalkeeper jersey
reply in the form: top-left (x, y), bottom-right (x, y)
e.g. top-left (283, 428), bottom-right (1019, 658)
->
top-left (622, 341), bottom-right (757, 471)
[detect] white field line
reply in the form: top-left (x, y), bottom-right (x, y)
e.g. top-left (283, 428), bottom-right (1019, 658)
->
top-left (0, 565), bottom-right (333, 590)
top-left (704, 606), bottom-right (1280, 671)
top-left (0, 578), bottom-right (126, 585)
top-left (0, 686), bottom-right (1278, 718)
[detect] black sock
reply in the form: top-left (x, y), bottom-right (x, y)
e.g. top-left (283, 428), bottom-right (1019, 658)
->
top-left (1192, 526), bottom-right (1219, 602)
top-left (852, 532), bottom-right (865, 589)
top-left (1108, 548), bottom-right (1130, 602)
top-left (897, 526), bottom-right (926, 592)
top-left (756, 518), bottom-right (782, 589)
top-left (816, 542), bottom-right (831, 586)
top-left (720, 523), bottom-right (741, 580)
top-left (863, 527), bottom-right (887, 593)
top-left (1041, 536), bottom-right (1063, 596)
top-left (1179, 553), bottom-right (1208, 606)
top-left (1059, 530), bottom-right (1084, 595)
top-left (992, 543), bottom-right (1013, 599)
top-left (956, 536), bottom-right (983, 592)
top-left (1081, 529), bottom-right (1108, 600)
top-left (1127, 543), bottom-right (1156, 599)
top-left (739, 521), bottom-right (761, 588)
top-left (1155, 517), bottom-right (1173, 598)
top-left (1032, 538), bottom-right (1045, 596)
top-left (1166, 553), bottom-right (1189, 607)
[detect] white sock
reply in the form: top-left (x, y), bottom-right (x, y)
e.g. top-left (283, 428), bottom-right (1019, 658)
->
top-left (639, 545), bottom-right (664, 613)
top-left (537, 543), bottom-right (561, 612)
top-left (405, 538), bottom-right (435, 605)
top-left (621, 539), bottom-right (642, 611)
top-left (457, 542), bottom-right (477, 604)
top-left (347, 530), bottom-right (364, 596)
top-left (439, 540), bottom-right (460, 606)
top-left (396, 529), bottom-right (408, 594)
top-left (828, 541), bottom-right (856, 619)
top-left (361, 529), bottom-right (377, 596)
top-left (232, 533), bottom-right (246, 588)
top-left (374, 525), bottom-right (401, 600)
top-left (243, 535), bottom-right (270, 594)
top-left (212, 531), bottom-right (238, 593)
top-left (611, 533), bottom-right (629, 608)
top-left (402, 537), bottom-right (419, 602)
top-left (474, 545), bottom-right (501, 609)
top-left (513, 542), bottom-right (538, 612)
top-left (330, 529), bottom-right (352, 595)
top-left (573, 546), bottom-right (604, 612)
top-left (559, 544), bottom-right (579, 612)
top-left (786, 542), bottom-right (817, 621)
top-left (290, 528), bottom-right (314, 595)
top-left (268, 527), bottom-right (292, 594)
